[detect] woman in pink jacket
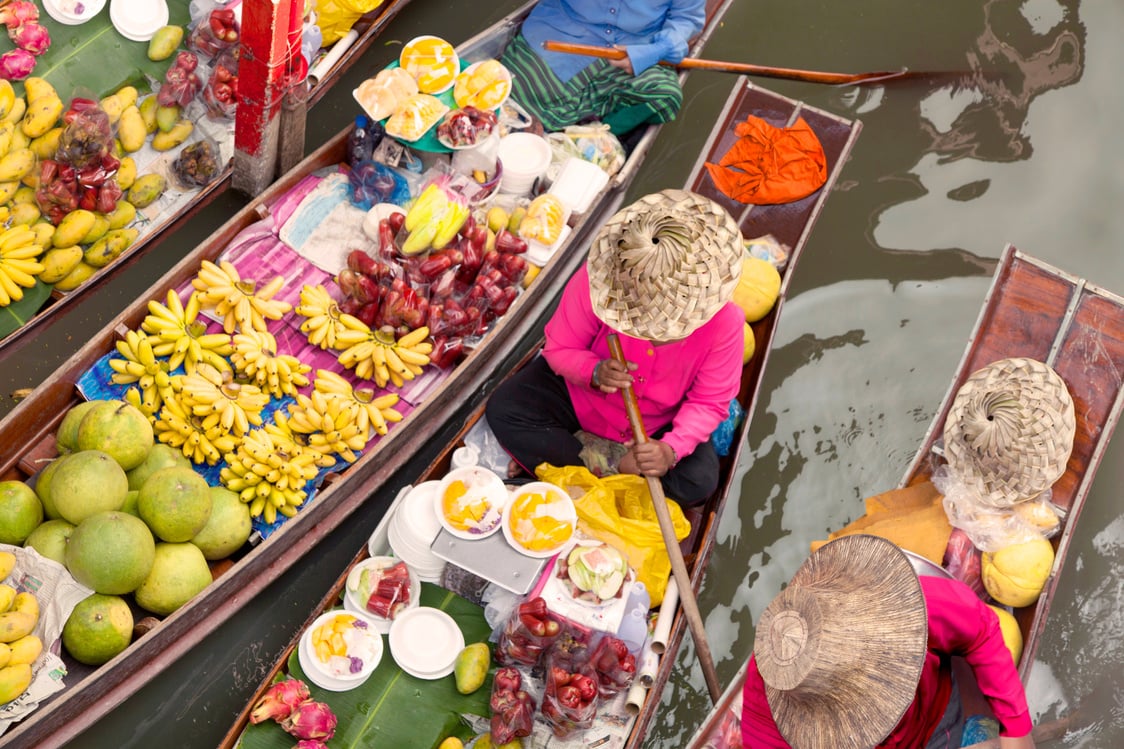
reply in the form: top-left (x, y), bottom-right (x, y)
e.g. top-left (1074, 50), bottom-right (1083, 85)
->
top-left (486, 189), bottom-right (744, 505)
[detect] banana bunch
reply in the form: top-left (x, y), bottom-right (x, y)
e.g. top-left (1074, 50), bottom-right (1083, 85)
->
top-left (284, 390), bottom-right (369, 463)
top-left (109, 329), bottom-right (176, 418)
top-left (153, 396), bottom-right (239, 465)
top-left (219, 428), bottom-right (320, 525)
top-left (338, 325), bottom-right (433, 389)
top-left (230, 330), bottom-right (311, 399)
top-left (0, 224), bottom-right (44, 307)
top-left (294, 284), bottom-right (370, 350)
top-left (178, 361), bottom-right (269, 438)
top-left (266, 415), bottom-right (338, 469)
top-left (141, 288), bottom-right (234, 374)
top-left (313, 369), bottom-right (403, 437)
top-left (191, 259), bottom-right (292, 334)
top-left (0, 588), bottom-right (41, 705)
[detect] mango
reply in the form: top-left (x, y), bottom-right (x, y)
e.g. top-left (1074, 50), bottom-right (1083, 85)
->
top-left (21, 94), bottom-right (63, 138)
top-left (19, 169), bottom-right (37, 189)
top-left (138, 96), bottom-right (159, 134)
top-left (151, 120), bottom-right (193, 151)
top-left (155, 104), bottom-right (180, 133)
top-left (22, 77), bottom-right (56, 106)
top-left (0, 147), bottom-right (36, 182)
top-left (38, 246), bottom-right (83, 284)
top-left (147, 25), bottom-right (184, 61)
top-left (83, 228), bottom-right (138, 268)
top-left (0, 180), bottom-right (19, 203)
top-left (115, 157), bottom-right (138, 190)
top-left (29, 126), bottom-right (62, 160)
top-left (127, 174), bottom-right (167, 208)
top-left (0, 98), bottom-right (25, 127)
top-left (10, 126), bottom-right (28, 151)
top-left (0, 663), bottom-right (32, 705)
top-left (5, 635), bottom-right (41, 666)
top-left (0, 585), bottom-right (13, 613)
top-left (52, 260), bottom-right (98, 292)
top-left (118, 105), bottom-right (146, 153)
top-left (115, 86), bottom-right (139, 109)
top-left (99, 93), bottom-right (126, 126)
top-left (0, 644), bottom-right (8, 670)
top-left (11, 185), bottom-right (34, 205)
top-left (53, 209), bottom-right (98, 248)
top-left (79, 214), bottom-right (111, 246)
top-left (453, 642), bottom-right (490, 694)
top-left (0, 122), bottom-right (14, 157)
top-left (0, 612), bottom-right (35, 644)
top-left (9, 202), bottom-right (39, 226)
top-left (105, 201), bottom-right (136, 230)
top-left (31, 221), bottom-right (55, 247)
top-left (11, 593), bottom-right (37, 619)
top-left (0, 80), bottom-right (14, 121)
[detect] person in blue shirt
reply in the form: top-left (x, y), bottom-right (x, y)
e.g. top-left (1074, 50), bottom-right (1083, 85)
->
top-left (501, 0), bottom-right (706, 136)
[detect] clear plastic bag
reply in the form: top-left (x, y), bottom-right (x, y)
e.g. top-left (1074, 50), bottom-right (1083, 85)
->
top-left (545, 124), bottom-right (626, 177)
top-left (934, 465), bottom-right (1063, 552)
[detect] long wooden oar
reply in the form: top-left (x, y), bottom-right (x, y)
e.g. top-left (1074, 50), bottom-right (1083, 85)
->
top-left (606, 334), bottom-right (722, 703)
top-left (543, 40), bottom-right (911, 85)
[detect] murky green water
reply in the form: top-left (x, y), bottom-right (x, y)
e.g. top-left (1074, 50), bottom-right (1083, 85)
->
top-left (14, 0), bottom-right (1122, 747)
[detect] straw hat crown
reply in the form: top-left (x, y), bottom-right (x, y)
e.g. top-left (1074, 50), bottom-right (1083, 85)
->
top-left (755, 535), bottom-right (928, 749)
top-left (587, 189), bottom-right (744, 341)
top-left (943, 357), bottom-right (1075, 508)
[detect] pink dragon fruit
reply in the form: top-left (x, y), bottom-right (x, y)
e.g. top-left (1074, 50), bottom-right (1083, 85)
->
top-left (281, 700), bottom-right (338, 742)
top-left (294, 742), bottom-right (329, 749)
top-left (10, 21), bottom-right (50, 55)
top-left (0, 0), bottom-right (38, 28)
top-left (248, 678), bottom-right (311, 724)
top-left (0, 48), bottom-right (35, 80)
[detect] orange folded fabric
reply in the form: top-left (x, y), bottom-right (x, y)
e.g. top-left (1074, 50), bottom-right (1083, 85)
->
top-left (705, 115), bottom-right (828, 205)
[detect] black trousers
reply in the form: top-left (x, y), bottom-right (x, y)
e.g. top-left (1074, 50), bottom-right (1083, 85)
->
top-left (485, 357), bottom-right (719, 506)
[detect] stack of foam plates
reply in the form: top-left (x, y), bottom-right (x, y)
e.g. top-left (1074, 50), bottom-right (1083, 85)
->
top-left (387, 606), bottom-right (464, 679)
top-left (43, 0), bottom-right (107, 25)
top-left (381, 481), bottom-right (446, 582)
top-left (110, 0), bottom-right (169, 41)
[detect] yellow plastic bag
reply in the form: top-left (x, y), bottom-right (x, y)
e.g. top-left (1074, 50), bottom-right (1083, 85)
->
top-left (536, 464), bottom-right (691, 607)
top-left (315, 0), bottom-right (385, 46)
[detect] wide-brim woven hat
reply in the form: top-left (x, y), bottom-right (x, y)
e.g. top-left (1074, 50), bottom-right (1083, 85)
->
top-left (754, 535), bottom-right (928, 749)
top-left (943, 357), bottom-right (1075, 508)
top-left (587, 189), bottom-right (743, 341)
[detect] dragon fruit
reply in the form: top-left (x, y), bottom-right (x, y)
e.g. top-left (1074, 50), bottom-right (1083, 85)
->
top-left (10, 21), bottom-right (50, 55)
top-left (281, 700), bottom-right (338, 742)
top-left (248, 678), bottom-right (311, 724)
top-left (295, 742), bottom-right (329, 749)
top-left (0, 0), bottom-right (38, 28)
top-left (0, 48), bottom-right (34, 80)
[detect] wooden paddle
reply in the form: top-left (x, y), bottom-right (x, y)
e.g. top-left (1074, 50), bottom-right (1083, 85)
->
top-left (606, 334), bottom-right (722, 703)
top-left (543, 40), bottom-right (912, 85)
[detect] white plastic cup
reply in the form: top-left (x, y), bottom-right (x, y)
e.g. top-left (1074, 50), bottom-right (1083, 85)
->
top-left (497, 133), bottom-right (552, 196)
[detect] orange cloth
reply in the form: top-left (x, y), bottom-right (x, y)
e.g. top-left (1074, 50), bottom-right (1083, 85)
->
top-left (810, 481), bottom-right (953, 565)
top-left (705, 116), bottom-right (828, 205)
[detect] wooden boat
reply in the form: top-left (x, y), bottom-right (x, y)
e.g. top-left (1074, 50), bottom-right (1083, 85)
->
top-left (0, 2), bottom-right (740, 746)
top-left (686, 245), bottom-right (1124, 749)
top-left (0, 0), bottom-right (415, 364)
top-left (219, 77), bottom-right (862, 749)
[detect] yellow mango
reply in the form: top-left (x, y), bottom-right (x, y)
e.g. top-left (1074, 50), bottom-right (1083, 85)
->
top-left (9, 202), bottom-right (39, 226)
top-left (39, 246), bottom-right (83, 284)
top-left (0, 644), bottom-right (9, 670)
top-left (127, 173), bottom-right (167, 208)
top-left (118, 105), bottom-right (147, 153)
top-left (22, 77), bottom-right (56, 106)
top-left (31, 221), bottom-right (54, 247)
top-left (138, 96), bottom-right (159, 134)
top-left (0, 663), bottom-right (31, 705)
top-left (10, 593), bottom-right (36, 620)
top-left (80, 214), bottom-right (111, 246)
top-left (19, 169), bottom-right (37, 189)
top-left (453, 642), bottom-right (490, 694)
top-left (0, 122), bottom-right (13, 158)
top-left (30, 126), bottom-right (62, 160)
top-left (115, 156), bottom-right (138, 190)
top-left (0, 98), bottom-right (25, 127)
top-left (0, 207), bottom-right (8, 225)
top-left (0, 147), bottom-right (36, 182)
top-left (52, 260), bottom-right (98, 292)
top-left (151, 120), bottom-right (193, 151)
top-left (148, 26), bottom-right (185, 62)
top-left (0, 585), bottom-right (14, 613)
top-left (21, 95), bottom-right (63, 138)
top-left (9, 126), bottom-right (28, 151)
top-left (0, 612), bottom-right (35, 644)
top-left (0, 80), bottom-right (14, 121)
top-left (99, 93), bottom-right (125, 126)
top-left (155, 104), bottom-right (180, 133)
top-left (105, 201), bottom-right (136, 230)
top-left (0, 180), bottom-right (19, 203)
top-left (11, 185), bottom-right (34, 205)
top-left (5, 635), bottom-right (41, 666)
top-left (53, 209), bottom-right (98, 248)
top-left (115, 85), bottom-right (139, 109)
top-left (83, 228), bottom-right (137, 268)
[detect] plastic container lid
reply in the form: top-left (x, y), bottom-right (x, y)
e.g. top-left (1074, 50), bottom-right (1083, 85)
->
top-left (110, 0), bottom-right (169, 42)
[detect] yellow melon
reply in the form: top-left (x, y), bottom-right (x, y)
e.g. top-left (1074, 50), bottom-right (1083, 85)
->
top-left (732, 256), bottom-right (781, 322)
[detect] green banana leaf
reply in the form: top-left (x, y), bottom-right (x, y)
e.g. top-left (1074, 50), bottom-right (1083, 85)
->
top-left (0, 279), bottom-right (52, 337)
top-left (17, 2), bottom-right (193, 100)
top-left (237, 584), bottom-right (495, 749)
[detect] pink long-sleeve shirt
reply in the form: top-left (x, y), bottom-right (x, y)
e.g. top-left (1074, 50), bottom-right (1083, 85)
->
top-left (542, 264), bottom-right (743, 461)
top-left (741, 575), bottom-right (1034, 747)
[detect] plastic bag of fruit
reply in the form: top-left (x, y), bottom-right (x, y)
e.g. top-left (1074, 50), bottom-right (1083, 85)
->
top-left (588, 633), bottom-right (637, 697)
top-left (187, 1), bottom-right (240, 60)
top-left (487, 666), bottom-right (537, 745)
top-left (541, 650), bottom-right (600, 738)
top-left (202, 48), bottom-right (240, 119)
top-left (494, 596), bottom-right (561, 667)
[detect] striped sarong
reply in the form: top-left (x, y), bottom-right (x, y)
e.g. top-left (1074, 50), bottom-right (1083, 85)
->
top-left (501, 33), bottom-right (683, 135)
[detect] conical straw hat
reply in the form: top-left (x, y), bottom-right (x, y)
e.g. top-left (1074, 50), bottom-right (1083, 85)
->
top-left (943, 357), bottom-right (1075, 508)
top-left (755, 535), bottom-right (928, 749)
top-left (587, 189), bottom-right (744, 341)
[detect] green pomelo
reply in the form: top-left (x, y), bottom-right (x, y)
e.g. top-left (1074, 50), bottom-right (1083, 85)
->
top-left (190, 486), bottom-right (252, 560)
top-left (126, 443), bottom-right (190, 492)
top-left (23, 518), bottom-right (76, 565)
top-left (138, 467), bottom-right (212, 543)
top-left (56, 400), bottom-right (107, 454)
top-left (121, 490), bottom-right (140, 517)
top-left (0, 480), bottom-right (43, 545)
top-left (62, 593), bottom-right (134, 666)
top-left (65, 511), bottom-right (155, 595)
top-left (33, 457), bottom-right (64, 520)
top-left (134, 542), bottom-right (213, 616)
top-left (76, 400), bottom-right (154, 471)
top-left (50, 450), bottom-right (128, 524)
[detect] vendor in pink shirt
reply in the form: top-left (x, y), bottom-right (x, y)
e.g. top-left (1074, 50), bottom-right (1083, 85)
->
top-left (741, 534), bottom-right (1036, 749)
top-left (486, 189), bottom-right (744, 505)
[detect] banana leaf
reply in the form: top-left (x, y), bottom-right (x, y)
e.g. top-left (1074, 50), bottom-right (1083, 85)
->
top-left (0, 279), bottom-right (52, 338)
top-left (237, 584), bottom-right (495, 749)
top-left (21, 2), bottom-right (193, 100)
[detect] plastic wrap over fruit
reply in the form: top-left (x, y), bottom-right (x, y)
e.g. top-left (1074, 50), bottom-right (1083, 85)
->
top-left (58, 103), bottom-right (113, 168)
top-left (385, 93), bottom-right (448, 142)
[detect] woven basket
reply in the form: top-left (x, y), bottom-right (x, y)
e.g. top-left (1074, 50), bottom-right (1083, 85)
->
top-left (587, 189), bottom-right (743, 341)
top-left (943, 357), bottom-right (1075, 508)
top-left (755, 535), bottom-right (927, 749)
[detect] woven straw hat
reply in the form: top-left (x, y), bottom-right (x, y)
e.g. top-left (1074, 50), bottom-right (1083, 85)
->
top-left (754, 535), bottom-right (928, 749)
top-left (943, 357), bottom-right (1075, 508)
top-left (587, 189), bottom-right (743, 341)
